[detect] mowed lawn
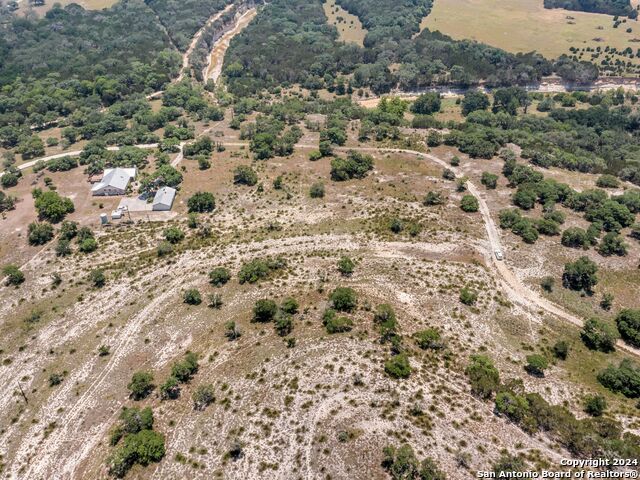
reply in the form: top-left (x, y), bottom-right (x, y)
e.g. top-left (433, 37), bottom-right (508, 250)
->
top-left (421, 0), bottom-right (640, 61)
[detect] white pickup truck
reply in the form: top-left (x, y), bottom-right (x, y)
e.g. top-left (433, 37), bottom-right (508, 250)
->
top-left (494, 249), bottom-right (504, 261)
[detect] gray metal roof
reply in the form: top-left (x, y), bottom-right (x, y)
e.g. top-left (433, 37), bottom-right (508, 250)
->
top-left (153, 186), bottom-right (176, 206)
top-left (91, 168), bottom-right (136, 192)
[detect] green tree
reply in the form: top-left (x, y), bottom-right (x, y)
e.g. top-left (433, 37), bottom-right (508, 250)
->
top-left (562, 256), bottom-right (598, 293)
top-left (233, 165), bottom-right (258, 186)
top-left (525, 354), bottom-right (548, 376)
top-left (209, 267), bottom-right (231, 287)
top-left (597, 232), bottom-right (627, 256)
top-left (329, 287), bottom-right (357, 312)
top-left (411, 93), bottom-right (441, 115)
top-left (34, 191), bottom-right (74, 222)
top-left (460, 195), bottom-right (479, 212)
top-left (253, 299), bottom-right (278, 322)
top-left (461, 91), bottom-right (490, 116)
top-left (128, 372), bottom-right (154, 400)
top-left (466, 355), bottom-right (500, 399)
top-left (581, 317), bottom-right (619, 352)
top-left (384, 353), bottom-right (412, 379)
top-left (28, 222), bottom-right (54, 245)
top-left (481, 172), bottom-right (498, 189)
top-left (616, 309), bottom-right (640, 348)
top-left (459, 287), bottom-right (478, 306)
top-left (187, 192), bottom-right (215, 213)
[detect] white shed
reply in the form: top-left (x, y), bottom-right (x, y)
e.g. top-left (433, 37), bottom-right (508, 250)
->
top-left (152, 186), bottom-right (176, 211)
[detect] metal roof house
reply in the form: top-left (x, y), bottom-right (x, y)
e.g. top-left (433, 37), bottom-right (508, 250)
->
top-left (91, 168), bottom-right (137, 196)
top-left (152, 186), bottom-right (176, 211)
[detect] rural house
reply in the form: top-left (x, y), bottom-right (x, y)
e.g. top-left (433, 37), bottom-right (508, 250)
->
top-left (91, 168), bottom-right (137, 196)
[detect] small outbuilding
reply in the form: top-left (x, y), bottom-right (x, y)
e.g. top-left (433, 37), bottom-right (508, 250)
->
top-left (91, 167), bottom-right (137, 196)
top-left (152, 186), bottom-right (176, 211)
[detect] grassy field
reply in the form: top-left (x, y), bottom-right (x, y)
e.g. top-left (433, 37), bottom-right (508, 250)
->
top-left (421, 0), bottom-right (640, 62)
top-left (323, 0), bottom-right (367, 46)
top-left (18, 0), bottom-right (118, 15)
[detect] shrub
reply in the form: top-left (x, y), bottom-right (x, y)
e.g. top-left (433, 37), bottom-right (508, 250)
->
top-left (253, 299), bottom-right (278, 323)
top-left (171, 352), bottom-right (199, 383)
top-left (459, 287), bottom-right (478, 306)
top-left (384, 354), bottom-right (412, 379)
top-left (382, 444), bottom-right (446, 480)
top-left (597, 232), bottom-right (627, 256)
top-left (596, 174), bottom-right (620, 188)
top-left (524, 354), bottom-right (548, 376)
top-left (309, 182), bottom-right (325, 198)
top-left (183, 289), bottom-right (202, 305)
top-left (209, 267), bottom-right (231, 287)
top-left (561, 227), bottom-right (589, 249)
top-left (224, 321), bottom-right (241, 341)
top-left (108, 429), bottom-right (165, 478)
top-left (323, 309), bottom-right (353, 334)
top-left (415, 328), bottom-right (444, 350)
top-left (583, 394), bottom-right (607, 417)
top-left (233, 165), bottom-right (258, 186)
top-left (275, 312), bottom-right (294, 336)
top-left (3, 264), bottom-right (25, 285)
top-left (337, 256), bottom-right (355, 276)
top-left (280, 297), bottom-right (299, 315)
top-left (423, 191), bottom-right (445, 206)
top-left (481, 172), bottom-right (498, 189)
top-left (78, 238), bottom-right (98, 253)
top-left (128, 372), bottom-right (154, 400)
top-left (59, 220), bottom-right (78, 240)
top-left (552, 340), bottom-right (569, 360)
top-left (238, 257), bottom-right (285, 284)
top-left (330, 151), bottom-right (374, 181)
top-left (28, 222), bottom-right (54, 245)
top-left (460, 195), bottom-right (479, 212)
top-left (192, 384), bottom-right (215, 410)
top-left (164, 226), bottom-right (185, 244)
top-left (581, 317), bottom-right (618, 352)
top-left (187, 192), bottom-right (215, 213)
top-left (442, 168), bottom-right (455, 180)
top-left (466, 355), bottom-right (500, 399)
top-left (157, 241), bottom-right (173, 257)
top-left (88, 269), bottom-right (106, 288)
top-left (562, 256), bottom-right (598, 293)
top-left (598, 359), bottom-right (640, 398)
top-left (615, 309), bottom-right (640, 348)
top-left (159, 376), bottom-right (180, 400)
top-left (540, 276), bottom-right (555, 292)
top-left (329, 287), bottom-right (357, 312)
